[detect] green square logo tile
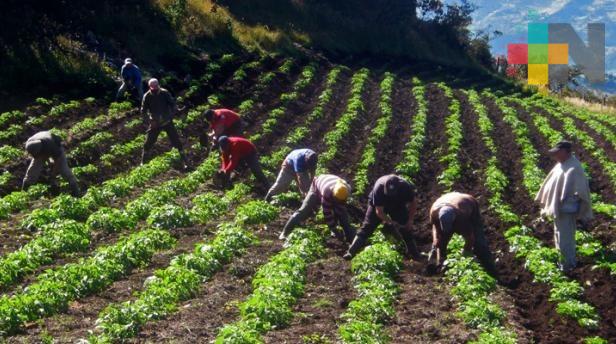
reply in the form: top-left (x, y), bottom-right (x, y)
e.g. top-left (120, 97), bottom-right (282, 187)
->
top-left (528, 44), bottom-right (549, 64)
top-left (528, 23), bottom-right (548, 43)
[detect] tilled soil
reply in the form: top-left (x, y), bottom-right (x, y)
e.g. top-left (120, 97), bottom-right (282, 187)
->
top-left (482, 95), bottom-right (615, 342)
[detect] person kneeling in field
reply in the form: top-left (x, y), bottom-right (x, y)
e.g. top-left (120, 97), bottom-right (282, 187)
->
top-left (201, 108), bottom-right (243, 147)
top-left (280, 174), bottom-right (355, 242)
top-left (344, 174), bottom-right (420, 260)
top-left (216, 136), bottom-right (270, 190)
top-left (427, 192), bottom-right (496, 274)
top-left (22, 130), bottom-right (82, 197)
top-left (265, 148), bottom-right (318, 202)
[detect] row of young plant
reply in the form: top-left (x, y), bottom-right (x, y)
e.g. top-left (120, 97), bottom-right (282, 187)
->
top-left (0, 227), bottom-right (174, 336)
top-left (483, 90), bottom-right (603, 334)
top-left (507, 96), bottom-right (615, 217)
top-left (526, 96), bottom-right (616, 190)
top-left (435, 82), bottom-right (463, 190)
top-left (90, 185), bottom-right (276, 342)
top-left (0, 97), bottom-right (94, 156)
top-left (0, 151), bottom-right (230, 334)
top-left (530, 96), bottom-right (616, 150)
top-left (237, 58), bottom-right (294, 114)
top-left (415, 87), bottom-right (516, 343)
top-left (214, 225), bottom-right (325, 343)
top-left (505, 96), bottom-right (616, 275)
top-left (316, 68), bottom-right (370, 174)
top-left (396, 77), bottom-right (428, 177)
top-left (249, 62), bottom-right (319, 142)
top-left (261, 66), bottom-right (346, 169)
top-left (353, 72), bottom-right (395, 196)
top-left (179, 53), bottom-right (237, 103)
top-left (335, 77), bottom-right (426, 343)
top-left (0, 56), bottom-right (260, 221)
top-left (0, 151), bottom-right (179, 290)
top-left (0, 101), bottom-right (136, 194)
top-left (0, 96), bottom-right (227, 284)
top-left (337, 232), bottom-right (402, 343)
top-left (91, 70), bottom-right (341, 340)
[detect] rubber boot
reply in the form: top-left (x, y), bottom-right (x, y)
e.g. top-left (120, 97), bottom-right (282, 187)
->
top-left (402, 231), bottom-right (421, 261)
top-left (343, 235), bottom-right (367, 260)
top-left (141, 149), bottom-right (151, 166)
top-left (179, 151), bottom-right (190, 171)
top-left (343, 226), bottom-right (356, 244)
top-left (279, 213), bottom-right (301, 240)
top-left (69, 182), bottom-right (83, 198)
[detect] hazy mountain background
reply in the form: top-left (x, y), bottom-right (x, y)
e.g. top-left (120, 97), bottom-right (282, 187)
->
top-left (459, 0), bottom-right (616, 93)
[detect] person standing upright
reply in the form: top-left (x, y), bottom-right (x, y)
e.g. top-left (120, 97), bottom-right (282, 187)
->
top-left (141, 78), bottom-right (189, 169)
top-left (535, 140), bottom-right (593, 272)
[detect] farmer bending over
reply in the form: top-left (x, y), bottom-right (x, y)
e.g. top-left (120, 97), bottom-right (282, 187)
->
top-left (265, 148), bottom-right (318, 201)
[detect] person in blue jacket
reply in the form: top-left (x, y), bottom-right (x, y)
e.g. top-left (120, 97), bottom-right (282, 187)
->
top-left (265, 148), bottom-right (318, 201)
top-left (116, 58), bottom-right (143, 100)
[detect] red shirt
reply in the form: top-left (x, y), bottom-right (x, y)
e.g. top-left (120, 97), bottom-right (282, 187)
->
top-left (211, 109), bottom-right (240, 130)
top-left (221, 137), bottom-right (256, 172)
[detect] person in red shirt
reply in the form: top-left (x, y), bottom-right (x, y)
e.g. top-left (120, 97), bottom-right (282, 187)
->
top-left (217, 136), bottom-right (269, 189)
top-left (201, 108), bottom-right (243, 147)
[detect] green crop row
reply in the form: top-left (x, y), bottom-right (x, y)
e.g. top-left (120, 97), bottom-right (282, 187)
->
top-left (396, 77), bottom-right (428, 179)
top-left (0, 228), bottom-right (175, 336)
top-left (263, 66), bottom-right (345, 169)
top-left (0, 152), bottom-right (178, 289)
top-left (0, 110), bottom-right (25, 130)
top-left (317, 68), bottom-right (370, 174)
top-left (215, 227), bottom-right (325, 343)
top-left (528, 96), bottom-right (616, 190)
top-left (92, 191), bottom-right (277, 342)
top-left (436, 82), bottom-right (463, 190)
top-left (353, 72), bottom-right (395, 196)
top-left (505, 97), bottom-right (616, 275)
top-left (421, 89), bottom-right (517, 343)
top-left (338, 234), bottom-right (402, 343)
top-left (483, 90), bottom-right (602, 334)
top-left (238, 58), bottom-right (294, 114)
top-left (181, 53), bottom-right (236, 102)
top-left (249, 63), bottom-right (318, 142)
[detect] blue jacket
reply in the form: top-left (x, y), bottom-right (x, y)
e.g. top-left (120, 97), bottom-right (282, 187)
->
top-left (121, 64), bottom-right (142, 84)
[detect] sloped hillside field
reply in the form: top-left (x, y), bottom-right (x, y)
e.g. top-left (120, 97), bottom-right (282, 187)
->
top-left (0, 54), bottom-right (615, 344)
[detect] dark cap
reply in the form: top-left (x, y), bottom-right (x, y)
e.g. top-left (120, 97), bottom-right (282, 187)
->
top-left (384, 175), bottom-right (403, 196)
top-left (218, 135), bottom-right (229, 147)
top-left (548, 140), bottom-right (572, 153)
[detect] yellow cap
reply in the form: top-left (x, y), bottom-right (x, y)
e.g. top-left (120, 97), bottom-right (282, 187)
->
top-left (333, 179), bottom-right (350, 202)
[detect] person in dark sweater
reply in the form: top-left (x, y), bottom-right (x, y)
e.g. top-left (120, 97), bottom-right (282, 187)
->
top-left (344, 174), bottom-right (419, 260)
top-left (22, 131), bottom-right (81, 196)
top-left (141, 78), bottom-right (188, 169)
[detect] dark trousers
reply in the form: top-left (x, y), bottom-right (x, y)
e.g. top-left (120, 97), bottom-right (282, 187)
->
top-left (350, 205), bottom-right (418, 257)
top-left (143, 121), bottom-right (185, 162)
top-left (439, 217), bottom-right (495, 274)
top-left (241, 152), bottom-right (269, 188)
top-left (282, 190), bottom-right (354, 242)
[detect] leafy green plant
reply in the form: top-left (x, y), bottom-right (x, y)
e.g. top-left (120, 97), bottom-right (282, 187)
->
top-left (396, 80), bottom-right (427, 179)
top-left (146, 204), bottom-right (192, 229)
top-left (354, 72), bottom-right (394, 196)
top-left (235, 200), bottom-right (279, 225)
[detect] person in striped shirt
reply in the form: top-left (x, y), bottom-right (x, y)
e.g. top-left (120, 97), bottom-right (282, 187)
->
top-left (279, 174), bottom-right (355, 242)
